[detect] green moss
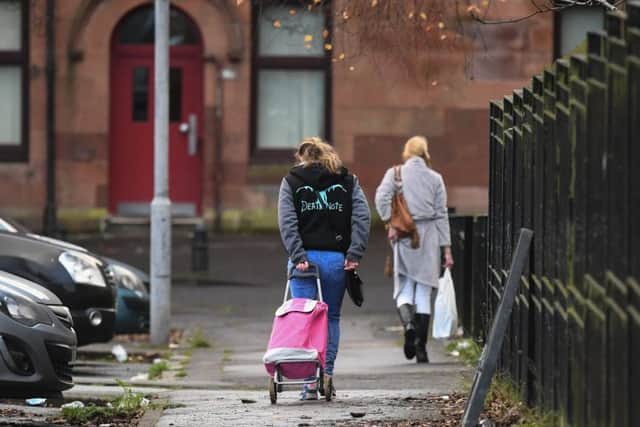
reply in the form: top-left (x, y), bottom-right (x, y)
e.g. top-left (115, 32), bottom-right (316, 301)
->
top-left (188, 327), bottom-right (211, 349)
top-left (61, 380), bottom-right (147, 424)
top-left (57, 208), bottom-right (109, 233)
top-left (486, 375), bottom-right (560, 427)
top-left (148, 360), bottom-right (170, 380)
top-left (445, 338), bottom-right (482, 366)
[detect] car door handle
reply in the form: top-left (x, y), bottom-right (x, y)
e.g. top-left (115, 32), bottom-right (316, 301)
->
top-left (180, 114), bottom-right (198, 156)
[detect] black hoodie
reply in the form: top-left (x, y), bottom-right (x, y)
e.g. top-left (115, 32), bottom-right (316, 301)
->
top-left (285, 164), bottom-right (354, 254)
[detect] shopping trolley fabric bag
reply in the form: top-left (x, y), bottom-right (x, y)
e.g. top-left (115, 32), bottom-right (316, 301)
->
top-left (263, 297), bottom-right (328, 379)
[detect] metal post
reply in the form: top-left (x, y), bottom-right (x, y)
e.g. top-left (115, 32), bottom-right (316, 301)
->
top-left (43, 0), bottom-right (58, 236)
top-left (461, 228), bottom-right (534, 427)
top-left (150, 0), bottom-right (171, 346)
top-left (213, 64), bottom-right (224, 233)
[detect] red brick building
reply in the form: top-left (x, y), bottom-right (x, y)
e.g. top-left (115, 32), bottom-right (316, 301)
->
top-left (0, 0), bottom-right (561, 232)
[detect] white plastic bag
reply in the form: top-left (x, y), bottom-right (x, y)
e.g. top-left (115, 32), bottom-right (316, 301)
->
top-left (432, 268), bottom-right (458, 339)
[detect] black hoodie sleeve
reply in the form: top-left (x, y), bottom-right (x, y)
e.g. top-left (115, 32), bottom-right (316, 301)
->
top-left (277, 178), bottom-right (307, 264)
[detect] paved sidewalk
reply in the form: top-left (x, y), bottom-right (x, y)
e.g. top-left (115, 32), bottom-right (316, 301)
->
top-left (156, 390), bottom-right (449, 426)
top-left (72, 231), bottom-right (473, 426)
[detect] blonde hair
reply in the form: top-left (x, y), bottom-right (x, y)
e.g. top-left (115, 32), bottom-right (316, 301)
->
top-left (402, 135), bottom-right (432, 167)
top-left (296, 137), bottom-right (343, 174)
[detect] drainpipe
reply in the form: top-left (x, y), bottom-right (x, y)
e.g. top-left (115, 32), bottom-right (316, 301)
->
top-left (43, 0), bottom-right (58, 236)
top-left (206, 56), bottom-right (224, 233)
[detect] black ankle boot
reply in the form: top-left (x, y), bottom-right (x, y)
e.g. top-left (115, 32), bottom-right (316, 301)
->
top-left (414, 313), bottom-right (430, 363)
top-left (397, 304), bottom-right (416, 359)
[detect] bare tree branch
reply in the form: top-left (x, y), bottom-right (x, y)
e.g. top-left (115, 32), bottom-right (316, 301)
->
top-left (471, 0), bottom-right (620, 25)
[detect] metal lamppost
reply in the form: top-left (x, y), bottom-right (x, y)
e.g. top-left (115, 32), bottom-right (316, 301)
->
top-left (150, 0), bottom-right (172, 345)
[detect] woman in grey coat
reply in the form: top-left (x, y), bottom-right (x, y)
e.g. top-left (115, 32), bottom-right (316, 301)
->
top-left (374, 136), bottom-right (453, 363)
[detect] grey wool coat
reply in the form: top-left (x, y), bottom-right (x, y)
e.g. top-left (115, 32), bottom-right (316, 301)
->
top-left (374, 156), bottom-right (452, 299)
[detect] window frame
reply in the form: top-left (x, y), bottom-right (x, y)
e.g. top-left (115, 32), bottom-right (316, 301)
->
top-left (250, 0), bottom-right (332, 163)
top-left (0, 0), bottom-right (29, 162)
top-left (553, 6), bottom-right (604, 60)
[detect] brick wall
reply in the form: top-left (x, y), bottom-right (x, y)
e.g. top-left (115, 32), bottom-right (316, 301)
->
top-left (0, 0), bottom-right (552, 230)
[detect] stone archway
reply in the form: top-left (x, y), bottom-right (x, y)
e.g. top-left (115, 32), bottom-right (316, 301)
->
top-left (65, 0), bottom-right (245, 64)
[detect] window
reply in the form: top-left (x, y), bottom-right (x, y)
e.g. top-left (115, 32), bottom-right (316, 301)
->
top-left (132, 67), bottom-right (149, 122)
top-left (169, 67), bottom-right (182, 122)
top-left (555, 6), bottom-right (604, 58)
top-left (252, 1), bottom-right (331, 159)
top-left (118, 6), bottom-right (199, 46)
top-left (0, 0), bottom-right (29, 162)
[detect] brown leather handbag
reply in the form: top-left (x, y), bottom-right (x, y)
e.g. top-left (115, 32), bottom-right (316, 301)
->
top-left (389, 166), bottom-right (420, 249)
top-left (384, 166), bottom-right (419, 278)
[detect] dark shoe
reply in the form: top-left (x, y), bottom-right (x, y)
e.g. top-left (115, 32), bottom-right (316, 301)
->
top-left (404, 328), bottom-right (416, 360)
top-left (397, 304), bottom-right (416, 359)
top-left (415, 313), bottom-right (430, 364)
top-left (323, 374), bottom-right (336, 401)
top-left (416, 345), bottom-right (430, 363)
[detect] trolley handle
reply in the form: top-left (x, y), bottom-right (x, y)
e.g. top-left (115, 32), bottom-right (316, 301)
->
top-left (287, 262), bottom-right (320, 280)
top-left (284, 262), bottom-right (324, 303)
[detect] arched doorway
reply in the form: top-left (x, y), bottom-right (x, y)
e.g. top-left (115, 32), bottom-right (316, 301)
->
top-left (109, 5), bottom-right (203, 216)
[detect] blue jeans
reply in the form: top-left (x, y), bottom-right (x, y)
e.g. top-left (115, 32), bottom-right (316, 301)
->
top-left (288, 250), bottom-right (346, 376)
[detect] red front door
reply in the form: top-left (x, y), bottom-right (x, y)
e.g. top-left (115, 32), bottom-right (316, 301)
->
top-left (109, 8), bottom-right (203, 216)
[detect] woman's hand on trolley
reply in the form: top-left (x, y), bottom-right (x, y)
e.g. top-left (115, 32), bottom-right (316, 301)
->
top-left (296, 261), bottom-right (310, 271)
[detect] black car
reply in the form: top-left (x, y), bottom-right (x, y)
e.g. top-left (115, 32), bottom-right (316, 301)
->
top-left (0, 217), bottom-right (150, 335)
top-left (0, 271), bottom-right (77, 394)
top-left (0, 232), bottom-right (117, 346)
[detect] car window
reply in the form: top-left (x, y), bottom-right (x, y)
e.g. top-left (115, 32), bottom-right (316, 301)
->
top-left (0, 217), bottom-right (30, 233)
top-left (0, 218), bottom-right (17, 233)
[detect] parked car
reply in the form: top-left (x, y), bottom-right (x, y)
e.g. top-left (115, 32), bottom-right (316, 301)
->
top-left (0, 232), bottom-right (116, 346)
top-left (0, 271), bottom-right (76, 394)
top-left (0, 217), bottom-right (150, 335)
top-left (105, 258), bottom-right (150, 334)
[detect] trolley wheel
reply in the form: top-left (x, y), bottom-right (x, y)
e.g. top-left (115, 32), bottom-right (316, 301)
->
top-left (269, 377), bottom-right (277, 404)
top-left (324, 376), bottom-right (333, 402)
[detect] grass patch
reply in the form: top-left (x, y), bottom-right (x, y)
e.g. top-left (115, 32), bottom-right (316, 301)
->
top-left (174, 370), bottom-right (187, 378)
top-left (60, 381), bottom-right (148, 425)
top-left (484, 375), bottom-right (559, 426)
top-left (446, 339), bottom-right (557, 426)
top-left (148, 360), bottom-right (170, 380)
top-left (222, 349), bottom-right (233, 363)
top-left (188, 328), bottom-right (211, 349)
top-left (445, 338), bottom-right (482, 366)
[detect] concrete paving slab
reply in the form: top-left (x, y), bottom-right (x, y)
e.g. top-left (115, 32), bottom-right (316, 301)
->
top-left (63, 384), bottom-right (171, 400)
top-left (155, 389), bottom-right (450, 427)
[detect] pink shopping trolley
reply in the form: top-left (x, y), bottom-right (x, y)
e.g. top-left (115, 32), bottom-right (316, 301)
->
top-left (263, 263), bottom-right (329, 403)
